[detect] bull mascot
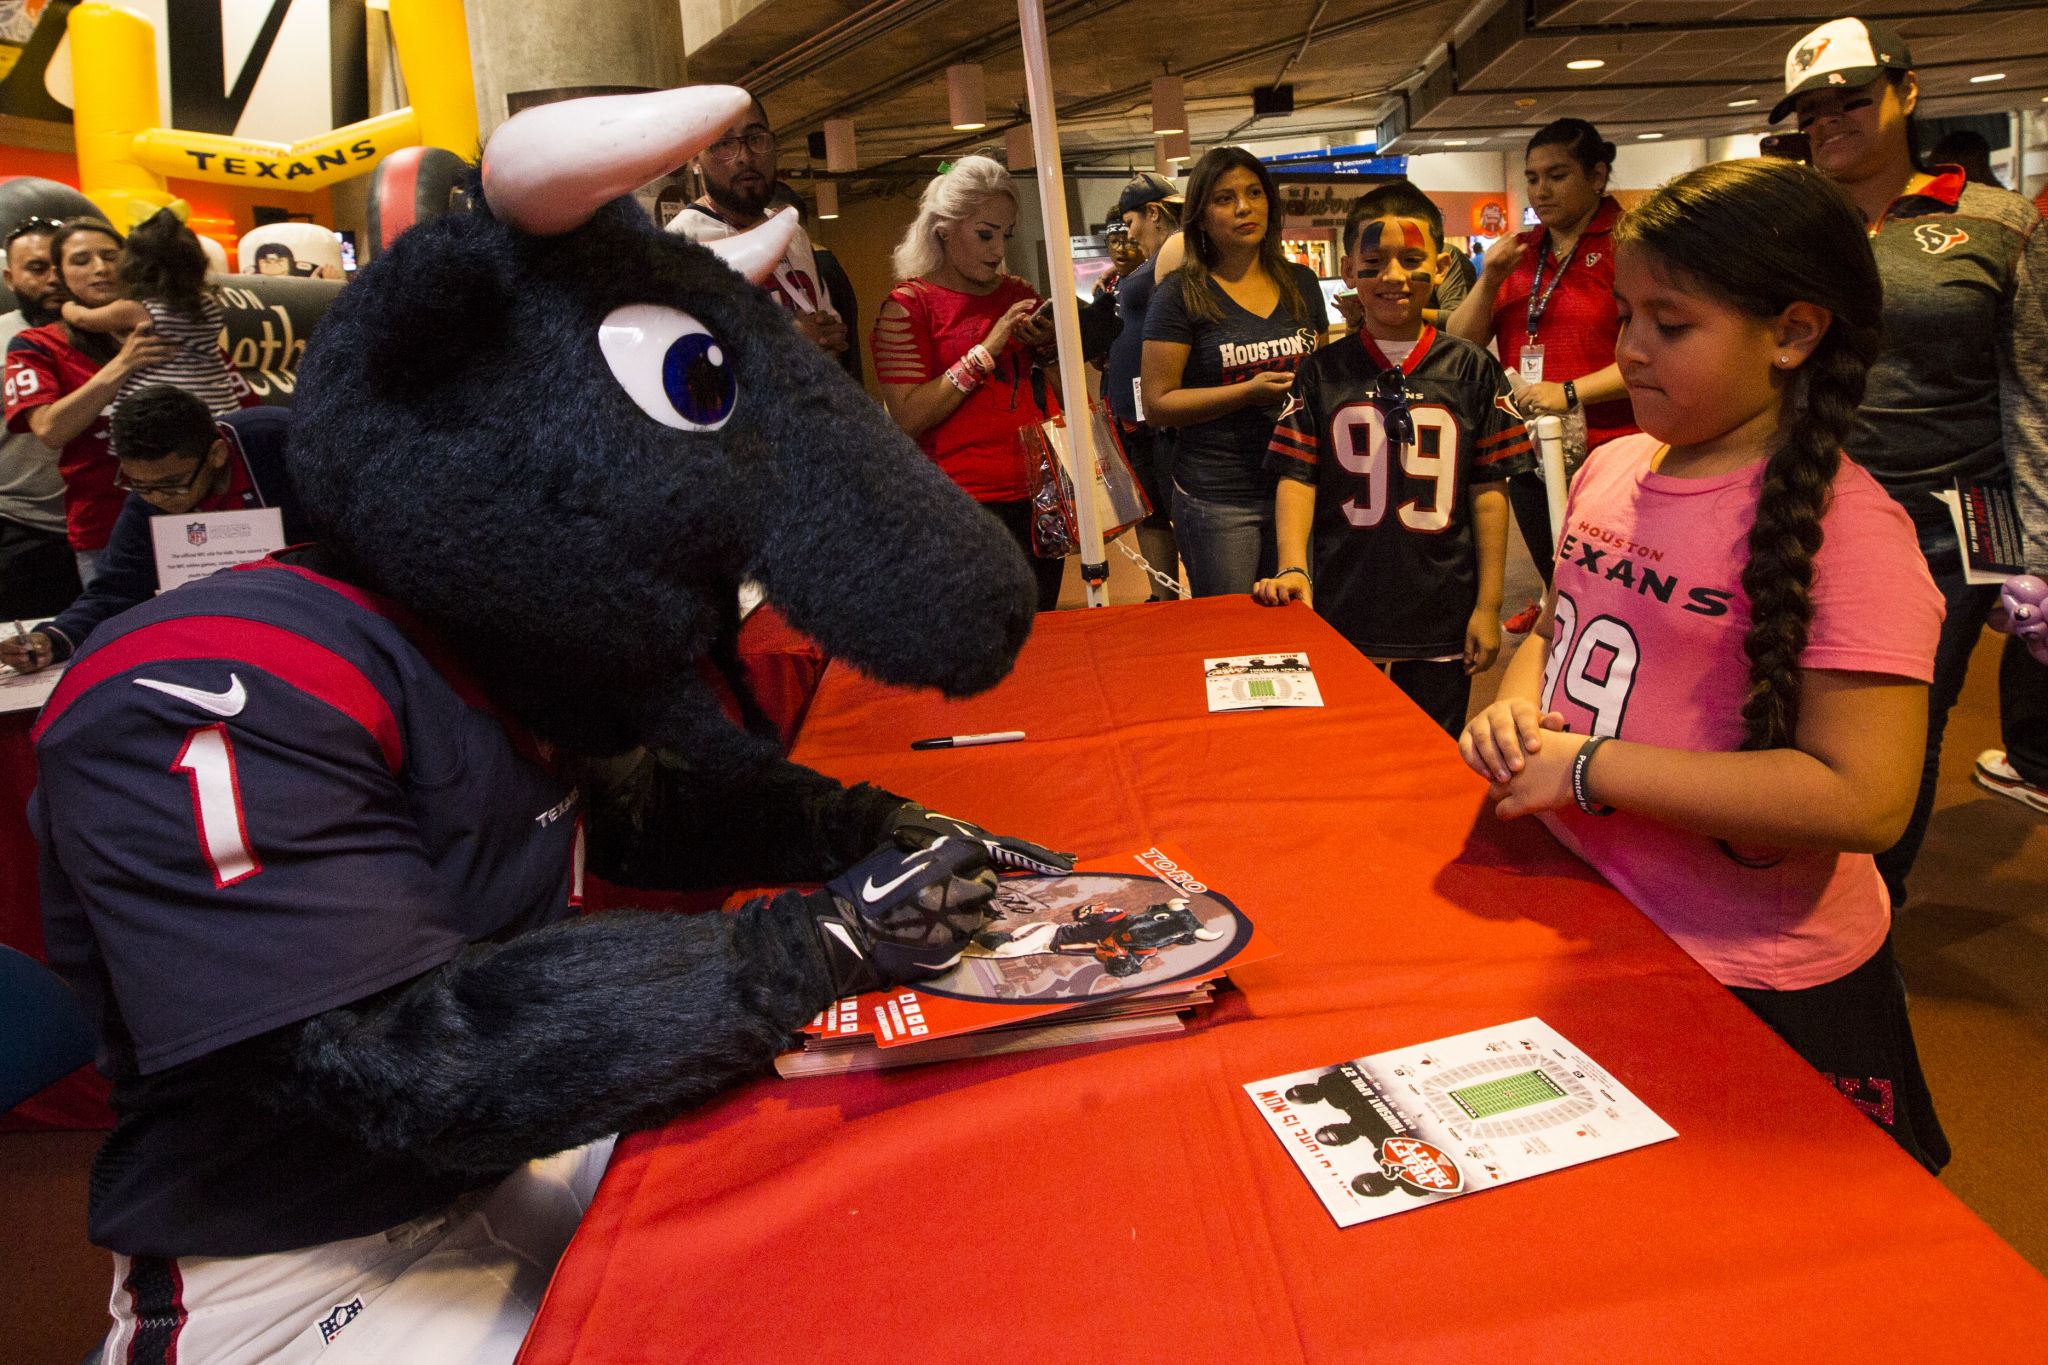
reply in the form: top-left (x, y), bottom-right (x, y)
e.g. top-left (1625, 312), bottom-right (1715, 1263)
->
top-left (30, 86), bottom-right (1069, 1363)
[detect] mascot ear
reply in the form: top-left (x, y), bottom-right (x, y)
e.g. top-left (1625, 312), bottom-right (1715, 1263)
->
top-left (348, 216), bottom-right (513, 391)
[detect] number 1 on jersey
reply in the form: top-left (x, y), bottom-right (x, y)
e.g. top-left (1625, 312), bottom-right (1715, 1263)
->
top-left (173, 724), bottom-right (263, 887)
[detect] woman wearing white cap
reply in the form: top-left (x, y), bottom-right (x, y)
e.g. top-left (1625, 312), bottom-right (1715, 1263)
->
top-left (1774, 16), bottom-right (2048, 903)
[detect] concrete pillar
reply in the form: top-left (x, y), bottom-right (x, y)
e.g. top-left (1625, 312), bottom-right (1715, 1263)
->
top-left (464, 0), bottom-right (687, 139)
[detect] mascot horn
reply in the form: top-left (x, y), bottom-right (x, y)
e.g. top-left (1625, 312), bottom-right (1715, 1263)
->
top-left (30, 83), bottom-right (1071, 1361)
top-left (291, 84), bottom-right (1038, 763)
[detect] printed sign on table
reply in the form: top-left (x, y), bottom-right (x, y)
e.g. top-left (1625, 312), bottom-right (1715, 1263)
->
top-left (1246, 1019), bottom-right (1676, 1227)
top-left (1205, 652), bottom-right (1323, 712)
top-left (150, 506), bottom-right (285, 592)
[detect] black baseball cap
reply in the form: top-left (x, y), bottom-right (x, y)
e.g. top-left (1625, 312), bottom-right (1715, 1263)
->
top-left (1771, 18), bottom-right (1914, 124)
top-left (1114, 173), bottom-right (1184, 219)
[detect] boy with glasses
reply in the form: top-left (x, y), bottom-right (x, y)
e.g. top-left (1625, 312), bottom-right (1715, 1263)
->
top-left (1253, 188), bottom-right (1532, 734)
top-left (1, 385), bottom-right (304, 672)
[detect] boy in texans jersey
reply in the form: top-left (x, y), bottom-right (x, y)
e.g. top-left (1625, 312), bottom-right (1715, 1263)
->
top-left (1255, 185), bottom-right (1533, 733)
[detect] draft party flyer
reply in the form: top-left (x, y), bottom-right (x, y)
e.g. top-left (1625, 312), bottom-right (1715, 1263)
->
top-left (1245, 1019), bottom-right (1675, 1227)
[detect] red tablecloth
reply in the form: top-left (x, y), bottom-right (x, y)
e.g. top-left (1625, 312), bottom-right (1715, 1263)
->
top-left (519, 598), bottom-right (2047, 1363)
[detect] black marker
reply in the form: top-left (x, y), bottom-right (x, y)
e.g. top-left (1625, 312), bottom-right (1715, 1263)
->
top-left (910, 730), bottom-right (1026, 750)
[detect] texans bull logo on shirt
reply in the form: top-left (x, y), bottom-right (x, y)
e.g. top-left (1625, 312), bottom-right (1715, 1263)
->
top-left (1912, 223), bottom-right (1970, 255)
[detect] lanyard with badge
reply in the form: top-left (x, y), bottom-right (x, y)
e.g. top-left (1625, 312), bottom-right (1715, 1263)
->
top-left (1520, 233), bottom-right (1573, 384)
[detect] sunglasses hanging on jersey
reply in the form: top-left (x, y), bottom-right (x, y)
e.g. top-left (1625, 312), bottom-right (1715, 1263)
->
top-left (1372, 368), bottom-right (1414, 450)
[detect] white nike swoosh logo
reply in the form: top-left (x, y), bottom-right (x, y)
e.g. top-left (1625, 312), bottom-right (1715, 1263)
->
top-left (862, 861), bottom-right (933, 903)
top-left (134, 674), bottom-right (248, 718)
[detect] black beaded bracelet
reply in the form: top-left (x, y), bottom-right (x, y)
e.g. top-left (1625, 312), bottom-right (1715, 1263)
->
top-left (1571, 734), bottom-right (1616, 816)
top-left (1276, 566), bottom-right (1313, 584)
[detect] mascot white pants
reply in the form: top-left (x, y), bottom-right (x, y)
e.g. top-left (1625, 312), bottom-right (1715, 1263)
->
top-left (102, 1140), bottom-right (614, 1364)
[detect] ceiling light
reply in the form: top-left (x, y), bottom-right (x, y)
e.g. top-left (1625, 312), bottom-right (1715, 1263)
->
top-left (1443, 139), bottom-right (1470, 146)
top-left (947, 64), bottom-right (987, 130)
top-left (823, 117), bottom-right (856, 173)
top-left (1005, 122), bottom-right (1034, 172)
top-left (1566, 59), bottom-right (1605, 71)
top-left (1163, 130), bottom-right (1193, 164)
top-left (1969, 72), bottom-right (2006, 84)
top-left (815, 181), bottom-right (839, 220)
top-left (1637, 132), bottom-right (1664, 140)
top-left (1151, 75), bottom-right (1188, 137)
top-left (1728, 98), bottom-right (1758, 107)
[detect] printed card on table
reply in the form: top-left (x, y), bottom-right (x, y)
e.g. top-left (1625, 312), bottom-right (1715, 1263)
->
top-left (1245, 1019), bottom-right (1676, 1227)
top-left (1204, 653), bottom-right (1323, 713)
top-left (151, 507), bottom-right (286, 593)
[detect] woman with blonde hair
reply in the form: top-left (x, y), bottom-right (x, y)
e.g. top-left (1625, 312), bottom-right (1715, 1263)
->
top-left (872, 154), bottom-right (1064, 609)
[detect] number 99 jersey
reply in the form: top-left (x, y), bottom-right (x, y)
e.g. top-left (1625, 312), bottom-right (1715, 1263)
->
top-left (1266, 328), bottom-right (1532, 658)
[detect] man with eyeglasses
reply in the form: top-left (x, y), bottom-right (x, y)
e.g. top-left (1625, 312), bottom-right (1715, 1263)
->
top-left (0, 385), bottom-right (304, 673)
top-left (1, 216), bottom-right (82, 616)
top-left (665, 95), bottom-right (851, 368)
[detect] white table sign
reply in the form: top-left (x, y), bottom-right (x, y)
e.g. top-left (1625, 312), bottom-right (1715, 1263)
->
top-left (150, 507), bottom-right (286, 592)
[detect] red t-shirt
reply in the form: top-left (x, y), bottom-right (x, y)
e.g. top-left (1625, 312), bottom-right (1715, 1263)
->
top-left (4, 324), bottom-right (121, 551)
top-left (872, 276), bottom-right (1054, 503)
top-left (1487, 196), bottom-right (1638, 449)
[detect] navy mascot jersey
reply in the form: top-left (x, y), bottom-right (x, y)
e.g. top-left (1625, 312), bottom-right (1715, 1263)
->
top-left (30, 559), bottom-right (585, 1256)
top-left (1266, 328), bottom-right (1532, 658)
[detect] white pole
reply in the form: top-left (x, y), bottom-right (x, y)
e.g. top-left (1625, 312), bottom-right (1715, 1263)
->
top-left (1016, 0), bottom-right (1108, 606)
top-left (1534, 414), bottom-right (1568, 557)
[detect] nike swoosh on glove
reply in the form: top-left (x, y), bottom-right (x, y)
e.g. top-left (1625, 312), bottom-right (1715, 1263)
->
top-left (884, 804), bottom-right (1075, 875)
top-left (813, 836), bottom-right (1001, 998)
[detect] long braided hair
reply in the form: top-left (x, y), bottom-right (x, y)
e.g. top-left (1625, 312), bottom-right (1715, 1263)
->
top-left (1612, 158), bottom-right (1882, 752)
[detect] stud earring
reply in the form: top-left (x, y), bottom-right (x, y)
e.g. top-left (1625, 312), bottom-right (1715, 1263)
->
top-left (1776, 354), bottom-right (1791, 366)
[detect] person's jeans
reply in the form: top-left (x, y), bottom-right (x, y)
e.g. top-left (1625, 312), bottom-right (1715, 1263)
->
top-left (1170, 482), bottom-right (1274, 598)
top-left (1874, 489), bottom-right (2001, 908)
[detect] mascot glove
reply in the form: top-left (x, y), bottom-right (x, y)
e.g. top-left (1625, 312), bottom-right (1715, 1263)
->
top-left (815, 836), bottom-right (1000, 998)
top-left (1989, 575), bottom-right (2048, 666)
top-left (884, 803), bottom-right (1075, 876)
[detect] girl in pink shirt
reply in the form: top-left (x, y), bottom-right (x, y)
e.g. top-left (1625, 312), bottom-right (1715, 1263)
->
top-left (1459, 158), bottom-right (1949, 1171)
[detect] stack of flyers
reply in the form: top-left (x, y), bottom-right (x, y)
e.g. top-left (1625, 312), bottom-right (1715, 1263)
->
top-left (778, 847), bottom-right (1277, 1077)
top-left (1205, 653), bottom-right (1322, 712)
top-left (1244, 1019), bottom-right (1676, 1226)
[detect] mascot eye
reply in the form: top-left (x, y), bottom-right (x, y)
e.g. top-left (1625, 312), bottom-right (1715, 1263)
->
top-left (597, 304), bottom-right (738, 431)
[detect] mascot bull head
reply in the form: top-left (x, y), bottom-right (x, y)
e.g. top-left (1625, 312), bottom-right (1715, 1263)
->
top-left (290, 86), bottom-right (1037, 760)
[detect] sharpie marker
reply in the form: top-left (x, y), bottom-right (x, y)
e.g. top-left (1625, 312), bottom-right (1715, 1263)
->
top-left (910, 730), bottom-right (1026, 750)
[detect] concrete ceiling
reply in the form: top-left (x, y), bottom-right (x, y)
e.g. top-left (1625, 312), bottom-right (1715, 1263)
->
top-left (682, 0), bottom-right (2048, 186)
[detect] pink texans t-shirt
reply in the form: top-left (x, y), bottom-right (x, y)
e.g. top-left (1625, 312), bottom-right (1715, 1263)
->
top-left (1538, 434), bottom-right (1943, 991)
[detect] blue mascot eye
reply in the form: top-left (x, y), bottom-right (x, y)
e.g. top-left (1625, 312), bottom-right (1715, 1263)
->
top-left (598, 303), bottom-right (737, 431)
top-left (661, 332), bottom-right (736, 427)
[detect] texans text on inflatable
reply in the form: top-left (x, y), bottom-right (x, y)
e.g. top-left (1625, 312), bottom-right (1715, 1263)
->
top-left (180, 140), bottom-right (381, 183)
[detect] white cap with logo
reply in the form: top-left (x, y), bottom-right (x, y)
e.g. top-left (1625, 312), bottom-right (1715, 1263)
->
top-left (1771, 17), bottom-right (1914, 124)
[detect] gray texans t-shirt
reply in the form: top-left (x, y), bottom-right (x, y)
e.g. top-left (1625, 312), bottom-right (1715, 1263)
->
top-left (1145, 262), bottom-right (1326, 504)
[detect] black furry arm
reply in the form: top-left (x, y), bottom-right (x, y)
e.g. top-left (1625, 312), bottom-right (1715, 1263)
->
top-left (577, 748), bottom-right (909, 890)
top-left (273, 899), bottom-right (836, 1175)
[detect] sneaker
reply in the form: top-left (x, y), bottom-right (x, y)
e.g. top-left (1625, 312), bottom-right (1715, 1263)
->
top-left (1973, 750), bottom-right (2048, 815)
top-left (1503, 602), bottom-right (1541, 636)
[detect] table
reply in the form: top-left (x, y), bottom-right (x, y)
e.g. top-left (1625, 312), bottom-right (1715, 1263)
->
top-left (320, 599), bottom-right (2048, 1353)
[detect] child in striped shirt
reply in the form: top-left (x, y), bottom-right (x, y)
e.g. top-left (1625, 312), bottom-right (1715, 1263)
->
top-left (60, 209), bottom-right (252, 419)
